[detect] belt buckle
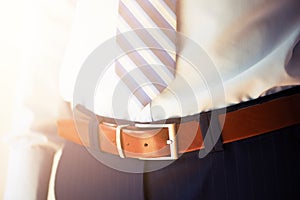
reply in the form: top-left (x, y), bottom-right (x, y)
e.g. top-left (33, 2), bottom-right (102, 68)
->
top-left (116, 123), bottom-right (178, 160)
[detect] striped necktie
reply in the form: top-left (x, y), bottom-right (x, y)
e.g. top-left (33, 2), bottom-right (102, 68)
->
top-left (116, 0), bottom-right (177, 107)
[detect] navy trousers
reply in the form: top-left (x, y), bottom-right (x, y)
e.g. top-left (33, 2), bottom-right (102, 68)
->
top-left (55, 89), bottom-right (300, 200)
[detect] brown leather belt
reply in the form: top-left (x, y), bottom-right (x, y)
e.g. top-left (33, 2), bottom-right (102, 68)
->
top-left (57, 92), bottom-right (300, 159)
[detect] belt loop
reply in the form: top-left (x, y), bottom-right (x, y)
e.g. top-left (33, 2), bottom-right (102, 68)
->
top-left (199, 109), bottom-right (224, 156)
top-left (213, 135), bottom-right (224, 152)
top-left (88, 116), bottom-right (101, 150)
top-left (74, 104), bottom-right (101, 150)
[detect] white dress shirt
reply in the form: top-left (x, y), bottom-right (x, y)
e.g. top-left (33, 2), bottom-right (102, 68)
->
top-left (4, 0), bottom-right (300, 199)
top-left (60, 0), bottom-right (300, 122)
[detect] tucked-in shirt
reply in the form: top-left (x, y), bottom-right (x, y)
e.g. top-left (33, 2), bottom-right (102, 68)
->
top-left (60, 0), bottom-right (300, 122)
top-left (3, 0), bottom-right (300, 199)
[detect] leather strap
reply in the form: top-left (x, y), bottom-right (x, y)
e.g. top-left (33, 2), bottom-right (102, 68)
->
top-left (57, 93), bottom-right (300, 158)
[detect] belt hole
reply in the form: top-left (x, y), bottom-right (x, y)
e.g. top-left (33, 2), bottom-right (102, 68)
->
top-left (144, 143), bottom-right (148, 147)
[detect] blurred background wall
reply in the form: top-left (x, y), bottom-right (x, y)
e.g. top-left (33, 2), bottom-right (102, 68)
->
top-left (0, 0), bottom-right (23, 198)
top-left (0, 0), bottom-right (76, 198)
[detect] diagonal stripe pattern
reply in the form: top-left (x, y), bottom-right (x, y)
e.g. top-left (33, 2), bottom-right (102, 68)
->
top-left (116, 0), bottom-right (177, 107)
